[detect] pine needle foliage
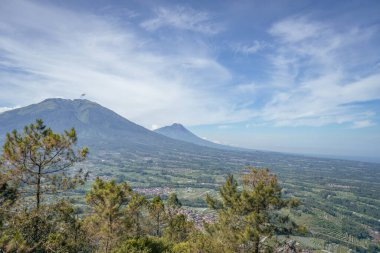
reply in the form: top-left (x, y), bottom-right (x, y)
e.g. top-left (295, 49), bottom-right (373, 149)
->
top-left (206, 167), bottom-right (299, 253)
top-left (0, 119), bottom-right (88, 209)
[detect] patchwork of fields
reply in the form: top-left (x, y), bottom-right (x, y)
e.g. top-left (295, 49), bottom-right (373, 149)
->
top-left (68, 148), bottom-right (380, 252)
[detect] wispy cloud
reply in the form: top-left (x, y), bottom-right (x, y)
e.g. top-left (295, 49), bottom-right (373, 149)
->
top-left (352, 120), bottom-right (374, 129)
top-left (236, 83), bottom-right (258, 93)
top-left (0, 1), bottom-right (246, 127)
top-left (0, 1), bottom-right (379, 133)
top-left (0, 106), bottom-right (19, 114)
top-left (231, 41), bottom-right (267, 54)
top-left (254, 16), bottom-right (380, 127)
top-left (141, 6), bottom-right (222, 35)
top-left (269, 16), bottom-right (324, 43)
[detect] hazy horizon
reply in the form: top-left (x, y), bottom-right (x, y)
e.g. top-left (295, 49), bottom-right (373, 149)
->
top-left (1, 0), bottom-right (379, 159)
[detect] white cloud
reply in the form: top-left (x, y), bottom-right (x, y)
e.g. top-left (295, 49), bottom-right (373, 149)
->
top-left (257, 16), bottom-right (380, 127)
top-left (0, 2), bottom-right (379, 132)
top-left (151, 124), bottom-right (160, 130)
top-left (0, 1), bottom-right (248, 127)
top-left (217, 125), bottom-right (231, 129)
top-left (231, 41), bottom-right (267, 54)
top-left (141, 6), bottom-right (222, 35)
top-left (352, 120), bottom-right (374, 129)
top-left (236, 83), bottom-right (257, 93)
top-left (269, 16), bottom-right (324, 43)
top-left (0, 106), bottom-right (19, 113)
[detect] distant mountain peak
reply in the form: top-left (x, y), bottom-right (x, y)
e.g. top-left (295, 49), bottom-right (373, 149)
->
top-left (170, 123), bottom-right (187, 130)
top-left (40, 98), bottom-right (96, 105)
top-left (154, 123), bottom-right (234, 150)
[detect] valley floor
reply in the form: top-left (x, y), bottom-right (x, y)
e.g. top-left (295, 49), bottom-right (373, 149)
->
top-left (67, 148), bottom-right (380, 252)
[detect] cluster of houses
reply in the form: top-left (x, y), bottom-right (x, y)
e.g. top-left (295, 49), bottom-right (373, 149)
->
top-left (134, 187), bottom-right (172, 196)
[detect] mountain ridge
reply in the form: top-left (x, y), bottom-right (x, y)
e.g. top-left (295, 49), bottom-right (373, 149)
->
top-left (0, 98), bottom-right (216, 154)
top-left (2, 98), bottom-right (376, 164)
top-left (154, 123), bottom-right (236, 150)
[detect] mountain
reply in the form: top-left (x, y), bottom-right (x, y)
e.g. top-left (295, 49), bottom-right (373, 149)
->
top-left (154, 123), bottom-right (235, 150)
top-left (0, 98), bottom-right (209, 153)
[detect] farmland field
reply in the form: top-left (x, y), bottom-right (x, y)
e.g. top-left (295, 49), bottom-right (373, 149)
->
top-left (67, 147), bottom-right (380, 252)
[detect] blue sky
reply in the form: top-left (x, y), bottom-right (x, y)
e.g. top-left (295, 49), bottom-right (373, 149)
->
top-left (0, 0), bottom-right (380, 160)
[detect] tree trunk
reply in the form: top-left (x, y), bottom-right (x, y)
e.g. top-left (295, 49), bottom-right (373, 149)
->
top-left (105, 214), bottom-right (112, 253)
top-left (36, 165), bottom-right (42, 209)
top-left (136, 212), bottom-right (141, 237)
top-left (157, 213), bottom-right (160, 236)
top-left (33, 165), bottom-right (42, 243)
top-left (253, 234), bottom-right (260, 253)
top-left (105, 239), bottom-right (109, 253)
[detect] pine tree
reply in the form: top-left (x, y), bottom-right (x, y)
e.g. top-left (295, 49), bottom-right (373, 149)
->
top-left (41, 201), bottom-right (92, 252)
top-left (0, 173), bottom-right (18, 249)
top-left (0, 175), bottom-right (17, 227)
top-left (85, 177), bottom-right (132, 253)
top-left (0, 119), bottom-right (88, 251)
top-left (125, 192), bottom-right (148, 238)
top-left (0, 119), bottom-right (88, 209)
top-left (165, 193), bottom-right (193, 243)
top-left (165, 214), bottom-right (194, 243)
top-left (206, 168), bottom-right (299, 253)
top-left (148, 196), bottom-right (166, 237)
top-left (167, 192), bottom-right (182, 218)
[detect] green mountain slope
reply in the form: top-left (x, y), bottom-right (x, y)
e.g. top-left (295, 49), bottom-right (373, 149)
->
top-left (0, 98), bottom-right (211, 153)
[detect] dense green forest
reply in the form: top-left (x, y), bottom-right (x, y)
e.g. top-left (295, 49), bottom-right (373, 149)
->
top-left (0, 120), bottom-right (304, 252)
